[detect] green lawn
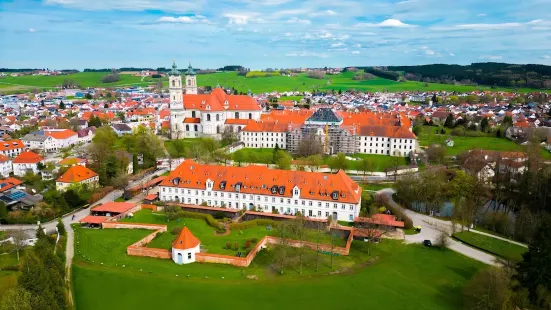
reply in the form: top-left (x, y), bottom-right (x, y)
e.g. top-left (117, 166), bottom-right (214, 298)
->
top-left (453, 231), bottom-right (527, 262)
top-left (232, 148), bottom-right (280, 164)
top-left (279, 95), bottom-right (304, 101)
top-left (0, 72), bottom-right (153, 91)
top-left (114, 196), bottom-right (126, 202)
top-left (338, 154), bottom-right (408, 172)
top-left (121, 209), bottom-right (346, 255)
top-left (360, 183), bottom-right (395, 192)
top-left (72, 225), bottom-right (484, 310)
top-left (163, 138), bottom-right (198, 158)
top-left (418, 126), bottom-right (551, 159)
top-left (0, 250), bottom-right (24, 300)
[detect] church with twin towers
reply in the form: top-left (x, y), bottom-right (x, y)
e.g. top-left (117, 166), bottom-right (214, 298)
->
top-left (168, 60), bottom-right (262, 139)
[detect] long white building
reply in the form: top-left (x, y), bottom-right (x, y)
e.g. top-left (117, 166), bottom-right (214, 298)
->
top-left (159, 160), bottom-right (362, 222)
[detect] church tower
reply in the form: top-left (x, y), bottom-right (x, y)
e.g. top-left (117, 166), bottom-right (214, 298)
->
top-left (185, 62), bottom-right (197, 94)
top-left (169, 60), bottom-right (185, 139)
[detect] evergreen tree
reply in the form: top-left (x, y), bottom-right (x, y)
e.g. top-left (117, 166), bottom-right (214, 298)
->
top-left (59, 100), bottom-right (65, 109)
top-left (516, 216), bottom-right (551, 304)
top-left (444, 114), bottom-right (454, 128)
top-left (36, 225), bottom-right (46, 239)
top-left (481, 117), bottom-right (489, 132)
top-left (56, 219), bottom-right (66, 236)
top-left (0, 201), bottom-right (7, 219)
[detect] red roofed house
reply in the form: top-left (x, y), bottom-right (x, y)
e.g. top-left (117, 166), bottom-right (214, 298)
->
top-left (0, 154), bottom-right (12, 177)
top-left (91, 202), bottom-right (136, 217)
top-left (0, 139), bottom-right (25, 158)
top-left (0, 177), bottom-right (23, 193)
top-left (168, 60), bottom-right (262, 139)
top-left (172, 226), bottom-right (201, 264)
top-left (13, 151), bottom-right (44, 177)
top-left (56, 165), bottom-right (99, 191)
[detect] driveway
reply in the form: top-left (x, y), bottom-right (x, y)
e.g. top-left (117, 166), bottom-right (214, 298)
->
top-left (377, 188), bottom-right (500, 266)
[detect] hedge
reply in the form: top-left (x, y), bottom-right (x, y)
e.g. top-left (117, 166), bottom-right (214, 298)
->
top-left (174, 211), bottom-right (223, 230)
top-left (384, 200), bottom-right (413, 229)
top-left (229, 219), bottom-right (279, 230)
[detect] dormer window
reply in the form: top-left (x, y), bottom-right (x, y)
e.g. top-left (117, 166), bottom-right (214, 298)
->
top-left (293, 188), bottom-right (299, 195)
top-left (331, 191), bottom-right (339, 200)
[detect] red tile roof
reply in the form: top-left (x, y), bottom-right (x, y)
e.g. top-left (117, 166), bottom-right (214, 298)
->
top-left (45, 129), bottom-right (77, 140)
top-left (355, 214), bottom-right (405, 228)
top-left (13, 151), bottom-right (43, 164)
top-left (183, 88), bottom-right (261, 111)
top-left (79, 215), bottom-right (109, 224)
top-left (57, 165), bottom-right (98, 183)
top-left (160, 160), bottom-right (362, 204)
top-left (0, 154), bottom-right (10, 163)
top-left (0, 140), bottom-right (25, 152)
top-left (92, 202), bottom-right (136, 213)
top-left (172, 226), bottom-right (200, 250)
top-left (0, 177), bottom-right (23, 193)
top-left (183, 117), bottom-right (201, 123)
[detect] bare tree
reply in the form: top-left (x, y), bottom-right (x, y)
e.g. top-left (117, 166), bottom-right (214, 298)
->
top-left (9, 229), bottom-right (28, 262)
top-left (359, 158), bottom-right (371, 181)
top-left (434, 231), bottom-right (450, 249)
top-left (274, 221), bottom-right (292, 275)
top-left (296, 133), bottom-right (324, 157)
top-left (290, 214), bottom-right (307, 274)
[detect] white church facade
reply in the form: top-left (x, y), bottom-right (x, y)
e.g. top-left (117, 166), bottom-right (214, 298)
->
top-left (168, 60), bottom-right (262, 139)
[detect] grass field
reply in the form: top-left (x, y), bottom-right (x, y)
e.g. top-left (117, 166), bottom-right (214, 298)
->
top-left (418, 126), bottom-right (551, 159)
top-left (0, 250), bottom-right (23, 300)
top-left (121, 209), bottom-right (346, 255)
top-left (232, 147), bottom-right (280, 164)
top-left (72, 224), bottom-right (483, 310)
top-left (0, 72), bottom-right (156, 91)
top-left (453, 231), bottom-right (527, 262)
top-left (2, 71), bottom-right (547, 94)
top-left (163, 138), bottom-right (198, 158)
top-left (279, 95), bottom-right (304, 101)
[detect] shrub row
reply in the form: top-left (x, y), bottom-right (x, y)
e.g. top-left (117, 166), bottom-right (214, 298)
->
top-left (383, 200), bottom-right (413, 229)
top-left (173, 211), bottom-right (223, 230)
top-left (229, 219), bottom-right (279, 230)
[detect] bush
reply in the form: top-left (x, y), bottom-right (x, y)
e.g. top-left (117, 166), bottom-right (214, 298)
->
top-left (225, 242), bottom-right (232, 249)
top-left (88, 186), bottom-right (114, 204)
top-left (383, 199), bottom-right (413, 229)
top-left (233, 243), bottom-right (239, 251)
top-left (171, 227), bottom-right (182, 235)
top-left (0, 265), bottom-right (20, 271)
top-left (229, 219), bottom-right (279, 230)
top-left (243, 240), bottom-right (251, 249)
top-left (173, 211), bottom-right (223, 230)
top-left (213, 211), bottom-right (225, 219)
top-left (250, 238), bottom-right (258, 243)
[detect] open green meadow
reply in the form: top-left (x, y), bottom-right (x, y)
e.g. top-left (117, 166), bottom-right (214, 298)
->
top-left (0, 72), bottom-right (156, 91)
top-left (232, 147), bottom-right (281, 164)
top-left (0, 249), bottom-right (24, 300)
top-left (2, 71), bottom-right (546, 94)
top-left (121, 209), bottom-right (346, 254)
top-left (418, 126), bottom-right (551, 159)
top-left (453, 231), bottom-right (527, 262)
top-left (72, 220), bottom-right (483, 310)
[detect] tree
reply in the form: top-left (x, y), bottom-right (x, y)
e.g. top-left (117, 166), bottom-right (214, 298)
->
top-left (463, 267), bottom-right (514, 310)
top-left (481, 117), bottom-right (489, 132)
top-left (85, 93), bottom-right (93, 99)
top-left (275, 151), bottom-right (292, 170)
top-left (426, 145), bottom-right (446, 164)
top-left (56, 219), bottom-right (66, 236)
top-left (0, 201), bottom-right (7, 219)
top-left (0, 287), bottom-right (32, 310)
top-left (58, 101), bottom-right (65, 109)
top-left (274, 221), bottom-right (292, 275)
top-left (516, 215), bottom-right (551, 304)
top-left (88, 115), bottom-right (102, 127)
top-left (9, 229), bottom-right (27, 262)
top-left (444, 114), bottom-right (454, 128)
top-left (221, 127), bottom-right (238, 146)
top-left (434, 231), bottom-right (449, 249)
top-left (307, 154), bottom-right (322, 171)
top-left (502, 115), bottom-right (513, 129)
top-left (290, 214), bottom-right (307, 274)
top-left (296, 133), bottom-right (324, 157)
top-left (328, 153), bottom-right (348, 172)
top-left (233, 151), bottom-right (244, 167)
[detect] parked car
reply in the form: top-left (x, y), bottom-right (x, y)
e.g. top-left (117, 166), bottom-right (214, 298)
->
top-left (423, 240), bottom-right (432, 247)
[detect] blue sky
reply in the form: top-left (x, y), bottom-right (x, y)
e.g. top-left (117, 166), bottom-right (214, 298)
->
top-left (1, 0), bottom-right (550, 69)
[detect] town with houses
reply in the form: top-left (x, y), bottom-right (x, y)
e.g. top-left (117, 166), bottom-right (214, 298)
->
top-left (1, 62), bottom-right (550, 310)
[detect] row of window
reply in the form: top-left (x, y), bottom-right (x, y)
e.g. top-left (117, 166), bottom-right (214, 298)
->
top-left (243, 132), bottom-right (284, 137)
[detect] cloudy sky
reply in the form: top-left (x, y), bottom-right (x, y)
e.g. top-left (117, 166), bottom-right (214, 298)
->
top-left (1, 0), bottom-right (550, 69)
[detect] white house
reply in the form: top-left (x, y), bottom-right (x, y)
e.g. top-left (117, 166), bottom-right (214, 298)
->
top-left (22, 129), bottom-right (79, 153)
top-left (171, 227), bottom-right (201, 265)
top-left (159, 160), bottom-right (362, 222)
top-left (0, 154), bottom-right (12, 177)
top-left (13, 151), bottom-right (44, 177)
top-left (56, 165), bottom-right (99, 192)
top-left (0, 140), bottom-right (25, 158)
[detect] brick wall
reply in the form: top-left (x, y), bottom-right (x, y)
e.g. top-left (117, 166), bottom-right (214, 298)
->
top-left (127, 246), bottom-right (171, 259)
top-left (141, 204), bottom-right (157, 211)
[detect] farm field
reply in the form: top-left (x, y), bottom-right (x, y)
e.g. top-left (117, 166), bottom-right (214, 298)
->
top-left (453, 231), bottom-right (527, 262)
top-left (418, 126), bottom-right (551, 159)
top-left (72, 223), bottom-right (484, 310)
top-left (0, 72), bottom-right (156, 92)
top-left (121, 209), bottom-right (346, 255)
top-left (2, 71), bottom-right (547, 94)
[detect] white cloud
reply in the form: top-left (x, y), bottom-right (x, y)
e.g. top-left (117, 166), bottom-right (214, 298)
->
top-left (541, 55), bottom-right (550, 59)
top-left (355, 44), bottom-right (362, 48)
top-left (455, 23), bottom-right (521, 30)
top-left (28, 28), bottom-right (36, 32)
top-left (351, 50), bottom-right (360, 54)
top-left (45, 0), bottom-right (200, 13)
top-left (309, 10), bottom-right (337, 17)
top-left (449, 52), bottom-right (455, 56)
top-left (286, 17), bottom-right (311, 25)
top-left (355, 19), bottom-right (415, 28)
top-left (319, 32), bottom-right (333, 38)
top-left (477, 13), bottom-right (487, 17)
top-left (480, 55), bottom-right (503, 60)
top-left (331, 42), bottom-right (345, 47)
top-left (157, 15), bottom-right (209, 24)
top-left (285, 51), bottom-right (328, 58)
top-left (425, 49), bottom-right (435, 56)
top-left (224, 13), bottom-right (259, 25)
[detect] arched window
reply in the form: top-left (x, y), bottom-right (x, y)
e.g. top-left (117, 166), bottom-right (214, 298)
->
top-left (194, 125), bottom-right (198, 131)
top-left (216, 114), bottom-right (220, 121)
top-left (186, 125), bottom-right (189, 131)
top-left (207, 114), bottom-right (211, 121)
top-left (248, 113), bottom-right (252, 119)
top-left (172, 80), bottom-right (175, 87)
top-left (187, 80), bottom-right (191, 86)
top-left (235, 112), bottom-right (239, 119)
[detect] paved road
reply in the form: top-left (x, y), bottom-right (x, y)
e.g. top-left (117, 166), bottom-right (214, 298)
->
top-left (377, 188), bottom-right (501, 266)
top-left (469, 229), bottom-right (528, 248)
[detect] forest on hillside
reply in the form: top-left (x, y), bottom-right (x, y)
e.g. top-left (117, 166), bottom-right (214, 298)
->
top-left (386, 63), bottom-right (551, 89)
